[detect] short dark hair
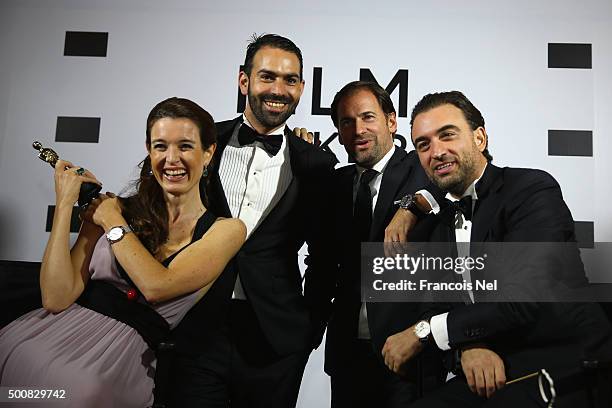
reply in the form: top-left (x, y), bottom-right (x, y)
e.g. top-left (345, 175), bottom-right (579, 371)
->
top-left (330, 81), bottom-right (396, 128)
top-left (410, 91), bottom-right (493, 162)
top-left (243, 33), bottom-right (303, 79)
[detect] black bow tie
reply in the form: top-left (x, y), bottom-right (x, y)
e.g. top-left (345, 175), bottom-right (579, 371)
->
top-left (238, 124), bottom-right (283, 156)
top-left (446, 196), bottom-right (473, 221)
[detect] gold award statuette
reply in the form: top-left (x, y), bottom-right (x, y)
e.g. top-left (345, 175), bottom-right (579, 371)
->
top-left (32, 140), bottom-right (101, 208)
top-left (32, 140), bottom-right (59, 168)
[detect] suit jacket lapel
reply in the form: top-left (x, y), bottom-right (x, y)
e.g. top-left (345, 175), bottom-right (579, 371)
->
top-left (261, 126), bottom-right (304, 213)
top-left (471, 164), bottom-right (504, 242)
top-left (370, 148), bottom-right (410, 239)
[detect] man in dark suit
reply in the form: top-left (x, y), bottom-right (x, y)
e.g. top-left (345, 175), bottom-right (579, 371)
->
top-left (169, 34), bottom-right (337, 408)
top-left (324, 81), bottom-right (443, 408)
top-left (380, 90), bottom-right (612, 407)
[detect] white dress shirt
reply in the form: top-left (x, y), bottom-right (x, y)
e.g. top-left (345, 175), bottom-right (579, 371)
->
top-left (355, 146), bottom-right (396, 339)
top-left (219, 116), bottom-right (293, 299)
top-left (429, 164), bottom-right (487, 352)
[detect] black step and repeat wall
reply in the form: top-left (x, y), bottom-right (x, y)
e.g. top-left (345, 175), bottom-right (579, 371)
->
top-left (1, 0), bottom-right (611, 405)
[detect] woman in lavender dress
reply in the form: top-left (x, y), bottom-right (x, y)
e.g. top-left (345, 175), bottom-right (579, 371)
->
top-left (0, 97), bottom-right (246, 407)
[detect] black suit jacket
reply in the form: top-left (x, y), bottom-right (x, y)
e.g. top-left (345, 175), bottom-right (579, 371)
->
top-left (324, 147), bottom-right (434, 375)
top-left (426, 164), bottom-right (612, 378)
top-left (173, 117), bottom-right (337, 356)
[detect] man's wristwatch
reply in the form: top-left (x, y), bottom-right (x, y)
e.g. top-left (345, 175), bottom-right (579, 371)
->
top-left (413, 320), bottom-right (431, 343)
top-left (396, 193), bottom-right (426, 218)
top-left (106, 225), bottom-right (133, 244)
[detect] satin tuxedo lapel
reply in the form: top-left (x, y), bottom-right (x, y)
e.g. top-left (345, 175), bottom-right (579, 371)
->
top-left (470, 164), bottom-right (504, 243)
top-left (247, 126), bottom-right (302, 243)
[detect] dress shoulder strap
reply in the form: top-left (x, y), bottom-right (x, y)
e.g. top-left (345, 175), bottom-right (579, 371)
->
top-left (161, 211), bottom-right (217, 267)
top-left (192, 210), bottom-right (217, 242)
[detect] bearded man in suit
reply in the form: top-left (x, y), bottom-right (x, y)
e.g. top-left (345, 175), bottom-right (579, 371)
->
top-left (381, 90), bottom-right (612, 407)
top-left (170, 34), bottom-right (337, 408)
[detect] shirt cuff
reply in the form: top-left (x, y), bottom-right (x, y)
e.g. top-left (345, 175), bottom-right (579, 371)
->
top-left (430, 312), bottom-right (451, 351)
top-left (416, 189), bottom-right (440, 214)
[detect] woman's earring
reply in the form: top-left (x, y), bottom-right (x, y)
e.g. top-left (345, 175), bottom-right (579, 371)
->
top-left (202, 166), bottom-right (209, 178)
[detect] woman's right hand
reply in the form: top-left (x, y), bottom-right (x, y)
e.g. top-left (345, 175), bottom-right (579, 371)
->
top-left (80, 192), bottom-right (124, 229)
top-left (54, 160), bottom-right (101, 208)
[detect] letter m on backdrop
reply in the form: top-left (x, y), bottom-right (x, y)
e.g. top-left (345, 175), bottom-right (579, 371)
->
top-left (311, 68), bottom-right (409, 117)
top-left (360, 69), bottom-right (409, 118)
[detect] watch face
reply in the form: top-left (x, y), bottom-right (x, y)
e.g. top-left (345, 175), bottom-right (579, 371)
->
top-left (107, 227), bottom-right (123, 241)
top-left (401, 194), bottom-right (415, 209)
top-left (414, 321), bottom-right (430, 339)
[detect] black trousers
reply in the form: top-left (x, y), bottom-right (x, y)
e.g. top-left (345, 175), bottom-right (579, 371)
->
top-left (169, 300), bottom-right (310, 408)
top-left (330, 339), bottom-right (418, 408)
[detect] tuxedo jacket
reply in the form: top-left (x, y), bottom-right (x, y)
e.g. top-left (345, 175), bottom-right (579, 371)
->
top-left (426, 164), bottom-right (612, 378)
top-left (324, 147), bottom-right (434, 375)
top-left (173, 117), bottom-right (337, 357)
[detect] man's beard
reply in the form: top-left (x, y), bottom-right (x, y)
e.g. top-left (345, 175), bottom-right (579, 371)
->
top-left (352, 138), bottom-right (383, 168)
top-left (432, 148), bottom-right (479, 196)
top-left (247, 91), bottom-right (298, 130)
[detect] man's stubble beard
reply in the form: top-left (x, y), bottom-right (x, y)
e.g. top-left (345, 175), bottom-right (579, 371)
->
top-left (432, 147), bottom-right (480, 196)
top-left (352, 134), bottom-right (394, 169)
top-left (353, 140), bottom-right (382, 168)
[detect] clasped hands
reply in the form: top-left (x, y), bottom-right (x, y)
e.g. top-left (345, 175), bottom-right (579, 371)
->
top-left (54, 159), bottom-right (123, 229)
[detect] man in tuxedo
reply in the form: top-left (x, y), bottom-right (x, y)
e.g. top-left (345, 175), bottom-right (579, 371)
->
top-left (325, 81), bottom-right (443, 408)
top-left (380, 90), bottom-right (612, 407)
top-left (169, 34), bottom-right (337, 408)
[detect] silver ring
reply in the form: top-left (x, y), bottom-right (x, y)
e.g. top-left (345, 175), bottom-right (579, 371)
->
top-left (75, 167), bottom-right (85, 176)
